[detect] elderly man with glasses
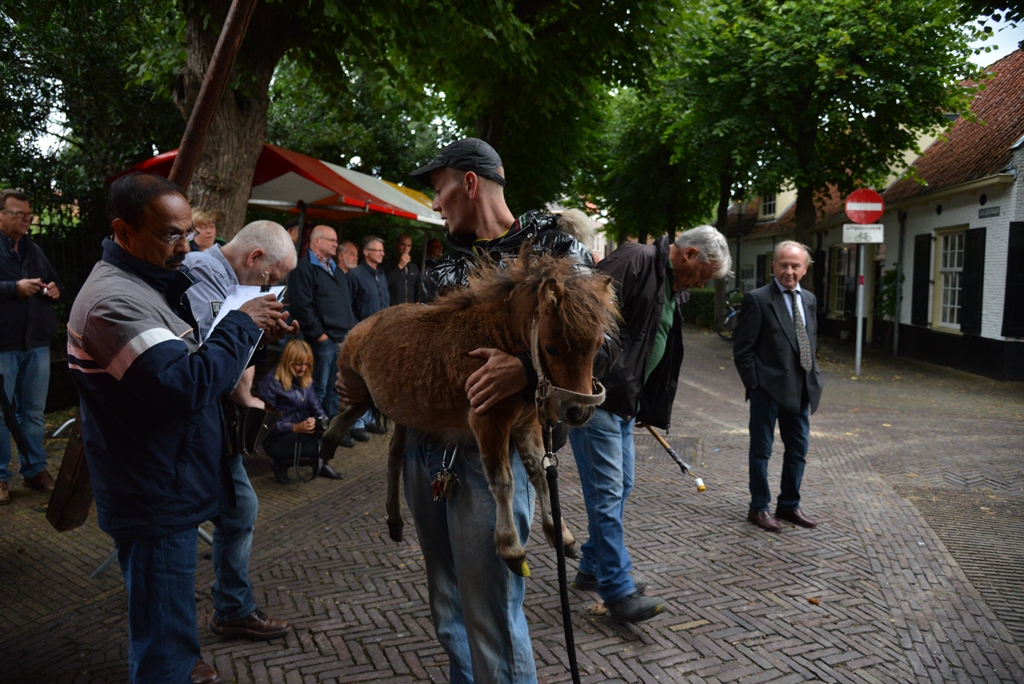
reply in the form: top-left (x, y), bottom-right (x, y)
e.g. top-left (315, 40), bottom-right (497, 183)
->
top-left (0, 188), bottom-right (64, 506)
top-left (287, 225), bottom-right (358, 424)
top-left (346, 235), bottom-right (390, 440)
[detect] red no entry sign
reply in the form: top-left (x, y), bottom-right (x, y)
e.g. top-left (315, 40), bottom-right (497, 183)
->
top-left (845, 188), bottom-right (884, 224)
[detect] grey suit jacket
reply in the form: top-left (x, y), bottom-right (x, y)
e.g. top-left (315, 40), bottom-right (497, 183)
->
top-left (733, 282), bottom-right (824, 414)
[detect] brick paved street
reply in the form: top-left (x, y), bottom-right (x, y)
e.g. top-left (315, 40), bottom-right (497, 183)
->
top-left (3, 325), bottom-right (1023, 683)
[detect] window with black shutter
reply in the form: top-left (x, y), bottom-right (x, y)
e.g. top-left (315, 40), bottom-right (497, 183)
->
top-left (960, 227), bottom-right (986, 335)
top-left (1002, 222), bottom-right (1024, 338)
top-left (911, 234), bottom-right (931, 326)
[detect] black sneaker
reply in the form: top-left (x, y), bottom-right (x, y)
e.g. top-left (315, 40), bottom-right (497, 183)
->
top-left (573, 571), bottom-right (648, 595)
top-left (366, 422), bottom-right (387, 435)
top-left (349, 428), bottom-right (371, 442)
top-left (607, 593), bottom-right (666, 624)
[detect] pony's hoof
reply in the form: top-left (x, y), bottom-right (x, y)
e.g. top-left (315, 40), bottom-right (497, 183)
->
top-left (563, 542), bottom-right (579, 560)
top-left (388, 523), bottom-right (404, 543)
top-left (504, 558), bottom-right (531, 577)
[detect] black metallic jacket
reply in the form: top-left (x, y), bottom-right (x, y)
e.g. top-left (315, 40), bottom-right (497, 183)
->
top-left (422, 210), bottom-right (595, 301)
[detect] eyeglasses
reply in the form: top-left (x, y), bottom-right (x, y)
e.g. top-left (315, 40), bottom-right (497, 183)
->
top-left (317, 237), bottom-right (338, 244)
top-left (2, 210), bottom-right (32, 220)
top-left (160, 228), bottom-right (198, 244)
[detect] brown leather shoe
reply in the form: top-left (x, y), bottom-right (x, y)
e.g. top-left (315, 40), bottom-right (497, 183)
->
top-left (24, 470), bottom-right (55, 493)
top-left (776, 508), bottom-right (817, 528)
top-left (191, 659), bottom-right (221, 684)
top-left (747, 509), bottom-right (782, 532)
top-left (0, 480), bottom-right (9, 505)
top-left (210, 608), bottom-right (289, 640)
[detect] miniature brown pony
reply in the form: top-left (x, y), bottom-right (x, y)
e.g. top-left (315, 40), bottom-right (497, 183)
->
top-left (320, 253), bottom-right (618, 576)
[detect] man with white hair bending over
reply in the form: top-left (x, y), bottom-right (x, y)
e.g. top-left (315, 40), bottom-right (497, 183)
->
top-left (569, 225), bottom-right (732, 623)
top-left (184, 219), bottom-right (298, 643)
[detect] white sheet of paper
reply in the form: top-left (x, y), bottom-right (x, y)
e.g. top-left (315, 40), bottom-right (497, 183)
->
top-left (205, 284), bottom-right (285, 343)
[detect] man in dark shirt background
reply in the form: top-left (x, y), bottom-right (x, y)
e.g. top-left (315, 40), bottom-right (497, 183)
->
top-left (0, 188), bottom-right (62, 505)
top-left (381, 233), bottom-right (420, 304)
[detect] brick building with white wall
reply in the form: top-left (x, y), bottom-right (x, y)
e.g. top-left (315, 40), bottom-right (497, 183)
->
top-left (721, 50), bottom-right (1024, 380)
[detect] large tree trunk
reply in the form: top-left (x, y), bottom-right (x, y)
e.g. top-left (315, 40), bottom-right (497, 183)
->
top-left (793, 184), bottom-right (817, 292)
top-left (175, 0), bottom-right (298, 240)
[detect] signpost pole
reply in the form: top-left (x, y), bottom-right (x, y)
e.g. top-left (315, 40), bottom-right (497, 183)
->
top-left (855, 245), bottom-right (865, 376)
top-left (843, 188), bottom-right (885, 379)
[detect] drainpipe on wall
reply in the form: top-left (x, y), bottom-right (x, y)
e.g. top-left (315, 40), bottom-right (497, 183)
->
top-left (894, 209), bottom-right (907, 357)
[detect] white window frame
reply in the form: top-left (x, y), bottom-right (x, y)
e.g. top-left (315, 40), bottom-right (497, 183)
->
top-left (933, 229), bottom-right (966, 331)
top-left (760, 194), bottom-right (776, 218)
top-left (830, 245), bottom-right (852, 317)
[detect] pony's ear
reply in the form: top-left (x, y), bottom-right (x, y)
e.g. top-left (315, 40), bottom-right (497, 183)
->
top-left (539, 277), bottom-right (564, 314)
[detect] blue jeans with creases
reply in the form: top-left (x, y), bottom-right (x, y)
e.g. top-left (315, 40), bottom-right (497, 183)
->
top-left (312, 338), bottom-right (340, 417)
top-left (403, 430), bottom-right (537, 684)
top-left (115, 527), bottom-right (200, 684)
top-left (0, 347), bottom-right (51, 482)
top-left (209, 452), bottom-right (258, 622)
top-left (568, 407), bottom-right (637, 603)
top-left (748, 386), bottom-right (810, 513)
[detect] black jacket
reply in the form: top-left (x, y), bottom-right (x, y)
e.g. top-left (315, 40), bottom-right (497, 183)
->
top-left (733, 282), bottom-right (823, 414)
top-left (596, 236), bottom-right (685, 429)
top-left (0, 232), bottom-right (63, 352)
top-left (422, 210), bottom-right (595, 301)
top-left (381, 257), bottom-right (421, 304)
top-left (287, 253), bottom-right (357, 343)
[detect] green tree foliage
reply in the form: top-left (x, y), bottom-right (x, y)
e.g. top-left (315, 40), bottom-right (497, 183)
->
top-left (581, 88), bottom-right (720, 243)
top-left (1, 0), bottom-right (184, 234)
top-left (666, 0), bottom-right (983, 287)
top-left (265, 58), bottom-right (447, 182)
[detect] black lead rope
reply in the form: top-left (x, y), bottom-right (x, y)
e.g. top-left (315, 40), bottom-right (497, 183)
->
top-left (544, 424), bottom-right (582, 684)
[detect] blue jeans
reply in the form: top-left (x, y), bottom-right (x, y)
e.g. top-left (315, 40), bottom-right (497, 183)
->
top-left (748, 386), bottom-right (810, 513)
top-left (403, 431), bottom-right (537, 684)
top-left (312, 338), bottom-right (340, 417)
top-left (0, 347), bottom-right (51, 482)
top-left (352, 408), bottom-right (373, 430)
top-left (115, 528), bottom-right (200, 684)
top-left (568, 408), bottom-right (637, 603)
top-left (209, 453), bottom-right (258, 622)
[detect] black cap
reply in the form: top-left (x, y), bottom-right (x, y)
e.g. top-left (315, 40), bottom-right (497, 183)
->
top-left (410, 138), bottom-right (506, 188)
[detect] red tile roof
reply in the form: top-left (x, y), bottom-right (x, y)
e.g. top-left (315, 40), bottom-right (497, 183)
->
top-left (885, 49), bottom-right (1024, 204)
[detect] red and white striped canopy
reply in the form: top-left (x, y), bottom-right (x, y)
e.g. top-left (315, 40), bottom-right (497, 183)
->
top-left (122, 143), bottom-right (443, 227)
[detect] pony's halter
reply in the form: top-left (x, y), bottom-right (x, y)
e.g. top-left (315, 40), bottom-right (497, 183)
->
top-left (530, 317), bottom-right (606, 427)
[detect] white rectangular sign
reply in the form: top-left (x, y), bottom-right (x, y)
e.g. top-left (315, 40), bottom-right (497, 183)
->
top-left (843, 224), bottom-right (884, 243)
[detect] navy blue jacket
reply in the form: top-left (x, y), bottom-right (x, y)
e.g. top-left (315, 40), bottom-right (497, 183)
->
top-left (348, 262), bottom-right (390, 321)
top-left (68, 239), bottom-right (262, 539)
top-left (288, 253), bottom-right (357, 343)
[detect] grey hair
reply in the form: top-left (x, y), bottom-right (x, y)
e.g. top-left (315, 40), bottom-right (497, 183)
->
top-left (773, 240), bottom-right (814, 265)
top-left (229, 220), bottom-right (297, 269)
top-left (674, 225), bottom-right (733, 279)
top-left (556, 209), bottom-right (598, 251)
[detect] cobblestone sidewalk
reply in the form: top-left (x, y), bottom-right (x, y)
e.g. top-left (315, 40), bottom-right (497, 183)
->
top-left (2, 326), bottom-right (1022, 683)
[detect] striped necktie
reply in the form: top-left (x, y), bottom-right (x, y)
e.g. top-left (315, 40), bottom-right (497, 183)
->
top-left (786, 290), bottom-right (813, 372)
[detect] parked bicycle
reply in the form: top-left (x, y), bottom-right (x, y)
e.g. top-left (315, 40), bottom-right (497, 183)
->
top-left (714, 289), bottom-right (744, 341)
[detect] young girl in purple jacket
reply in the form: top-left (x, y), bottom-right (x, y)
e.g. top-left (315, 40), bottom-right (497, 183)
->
top-left (257, 340), bottom-right (344, 483)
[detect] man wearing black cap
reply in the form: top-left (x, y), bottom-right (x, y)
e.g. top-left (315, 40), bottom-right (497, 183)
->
top-left (398, 138), bottom-right (596, 682)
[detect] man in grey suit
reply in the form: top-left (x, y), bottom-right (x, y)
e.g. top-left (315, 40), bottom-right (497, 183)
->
top-left (733, 241), bottom-right (824, 532)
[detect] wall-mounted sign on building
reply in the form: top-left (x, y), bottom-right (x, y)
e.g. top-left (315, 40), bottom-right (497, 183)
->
top-left (979, 206), bottom-right (1000, 218)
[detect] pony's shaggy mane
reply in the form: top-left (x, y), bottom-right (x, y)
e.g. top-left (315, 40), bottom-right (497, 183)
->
top-left (432, 251), bottom-right (619, 348)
